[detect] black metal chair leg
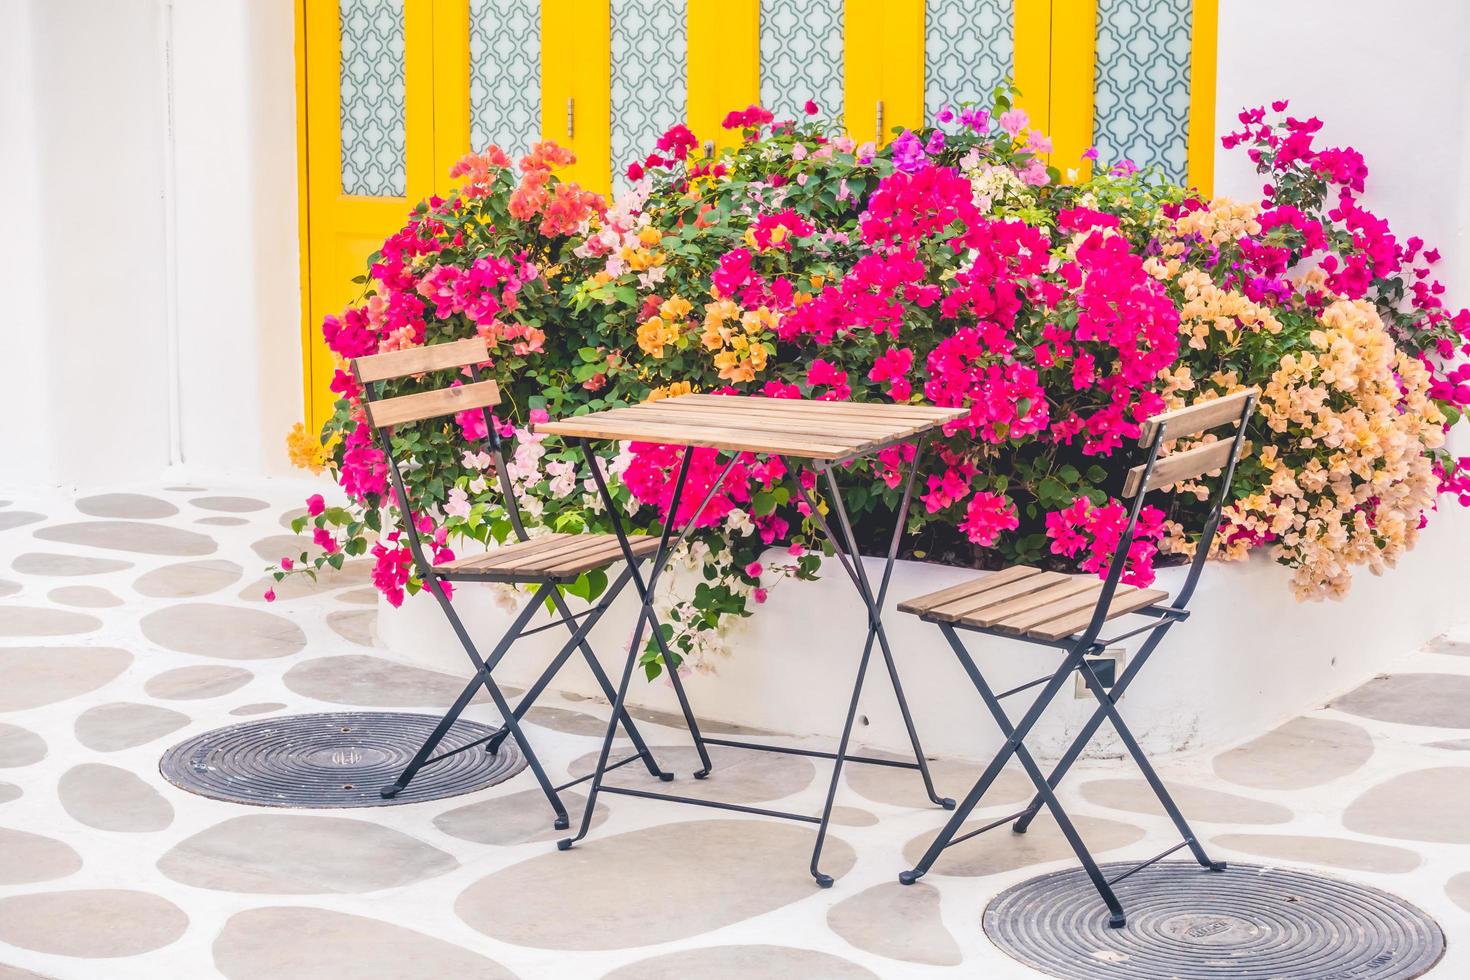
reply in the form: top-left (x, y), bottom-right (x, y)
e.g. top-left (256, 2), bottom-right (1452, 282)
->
top-left (952, 630), bottom-right (1128, 926)
top-left (900, 643), bottom-right (1081, 885)
top-left (428, 581), bottom-right (569, 829)
top-left (380, 672), bottom-right (482, 798)
top-left (1075, 657), bottom-right (1225, 873)
top-left (1012, 626), bottom-right (1175, 834)
top-left (383, 583), bottom-right (545, 798)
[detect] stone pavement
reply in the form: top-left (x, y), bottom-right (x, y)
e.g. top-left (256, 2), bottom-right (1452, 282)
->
top-left (0, 482), bottom-right (1467, 978)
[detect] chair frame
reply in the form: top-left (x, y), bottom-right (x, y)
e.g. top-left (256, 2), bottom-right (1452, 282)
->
top-left (351, 340), bottom-right (704, 828)
top-left (897, 389), bottom-right (1259, 928)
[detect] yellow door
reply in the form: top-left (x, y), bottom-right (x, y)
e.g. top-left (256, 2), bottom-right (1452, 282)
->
top-left (297, 0), bottom-right (1213, 428)
top-left (301, 0), bottom-right (440, 431)
top-left (542, 0), bottom-right (610, 192)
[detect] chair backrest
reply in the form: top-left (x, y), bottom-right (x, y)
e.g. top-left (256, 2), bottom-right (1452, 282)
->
top-left (351, 339), bottom-right (531, 574)
top-left (1076, 388), bottom-right (1259, 647)
top-left (355, 338), bottom-right (502, 428)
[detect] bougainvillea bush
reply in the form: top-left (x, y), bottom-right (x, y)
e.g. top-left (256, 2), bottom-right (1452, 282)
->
top-left (278, 89), bottom-right (1469, 674)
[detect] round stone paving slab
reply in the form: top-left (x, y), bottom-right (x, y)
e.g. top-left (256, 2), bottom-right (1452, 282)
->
top-left (434, 787), bottom-right (605, 845)
top-left (34, 520), bottom-right (216, 556)
top-left (141, 602), bottom-right (305, 660)
top-left (0, 828), bottom-right (82, 884)
top-left (1080, 777), bottom-right (1292, 825)
top-left (0, 889), bottom-right (188, 958)
top-left (457, 818), bottom-right (856, 950)
top-left (571, 743), bottom-right (815, 804)
top-left (191, 495), bottom-right (270, 513)
top-left (59, 763), bottom-right (174, 832)
top-left (983, 862), bottom-right (1444, 980)
top-left (74, 702), bottom-right (191, 752)
top-left (215, 906), bottom-right (517, 980)
top-left (846, 751), bottom-right (1028, 808)
top-left (1448, 871), bottom-right (1470, 914)
top-left (133, 559), bottom-right (242, 598)
top-left (603, 945), bottom-right (879, 980)
top-left (1212, 716), bottom-right (1374, 790)
top-left (46, 585), bottom-right (123, 608)
top-left (159, 711), bottom-right (525, 807)
top-left (902, 812), bottom-right (1145, 877)
top-left (0, 724), bottom-right (46, 768)
top-left (1330, 673), bottom-right (1470, 729)
top-left (11, 552), bottom-right (132, 577)
top-left (0, 605), bottom-right (102, 638)
top-left (1343, 767), bottom-right (1470, 844)
top-left (0, 647), bottom-right (132, 712)
top-left (144, 665), bottom-right (253, 700)
top-left (157, 813), bottom-right (457, 893)
top-left (283, 654), bottom-right (484, 707)
top-left (1211, 832), bottom-right (1421, 874)
top-left (76, 493), bottom-right (179, 520)
top-left (0, 511), bottom-right (44, 532)
top-left (828, 880), bottom-right (961, 966)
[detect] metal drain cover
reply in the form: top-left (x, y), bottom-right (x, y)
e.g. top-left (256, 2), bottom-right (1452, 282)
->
top-left (984, 862), bottom-right (1444, 980)
top-left (160, 711), bottom-right (525, 807)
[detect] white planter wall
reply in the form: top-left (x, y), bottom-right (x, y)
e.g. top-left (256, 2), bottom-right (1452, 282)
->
top-left (378, 505), bottom-right (1470, 762)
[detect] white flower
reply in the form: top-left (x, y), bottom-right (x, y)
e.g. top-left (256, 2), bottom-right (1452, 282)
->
top-left (444, 486), bottom-right (471, 519)
top-left (545, 460), bottom-right (577, 499)
top-left (724, 508), bottom-right (754, 536)
top-left (519, 496), bottom-right (545, 520)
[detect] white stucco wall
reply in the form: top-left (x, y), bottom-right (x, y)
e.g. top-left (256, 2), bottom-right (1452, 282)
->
top-left (0, 0), bottom-right (300, 490)
top-left (1214, 0), bottom-right (1470, 295)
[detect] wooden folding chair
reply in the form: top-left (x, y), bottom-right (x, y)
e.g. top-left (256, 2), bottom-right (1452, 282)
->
top-left (351, 338), bottom-right (701, 827)
top-left (895, 389), bottom-right (1259, 928)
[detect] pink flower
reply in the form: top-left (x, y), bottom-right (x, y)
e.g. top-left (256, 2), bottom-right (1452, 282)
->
top-left (803, 99), bottom-right (819, 116)
top-left (280, 557), bottom-right (294, 571)
top-left (999, 108), bottom-right (1029, 136)
top-left (958, 492), bottom-right (1019, 547)
top-left (745, 561), bottom-right (763, 578)
top-left (306, 494), bottom-right (325, 516)
top-left (753, 587), bottom-right (769, 603)
top-left (263, 587), bottom-right (276, 602)
top-left (867, 347), bottom-right (914, 401)
top-left (805, 359), bottom-right (851, 400)
top-left (313, 527), bottom-right (339, 554)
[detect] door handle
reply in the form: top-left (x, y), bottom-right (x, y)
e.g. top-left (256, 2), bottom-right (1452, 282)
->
top-left (567, 97), bottom-right (575, 139)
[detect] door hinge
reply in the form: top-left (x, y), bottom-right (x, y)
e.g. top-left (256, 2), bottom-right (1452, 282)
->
top-left (566, 97), bottom-right (575, 139)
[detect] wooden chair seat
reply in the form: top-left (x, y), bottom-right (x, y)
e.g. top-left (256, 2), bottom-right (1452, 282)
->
top-left (435, 532), bottom-right (662, 581)
top-left (897, 565), bottom-right (1169, 642)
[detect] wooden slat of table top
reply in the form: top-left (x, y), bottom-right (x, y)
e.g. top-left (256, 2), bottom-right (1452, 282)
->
top-left (584, 405), bottom-right (930, 442)
top-left (535, 395), bottom-right (966, 460)
top-left (675, 394), bottom-right (962, 422)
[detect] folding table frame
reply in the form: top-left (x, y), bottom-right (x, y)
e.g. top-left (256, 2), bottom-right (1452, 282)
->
top-left (351, 339), bottom-right (703, 829)
top-left (896, 389), bottom-right (1259, 927)
top-left (538, 395), bottom-right (967, 886)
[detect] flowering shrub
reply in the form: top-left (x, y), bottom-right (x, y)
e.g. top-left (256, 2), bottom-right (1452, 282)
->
top-left (277, 89), bottom-right (1469, 670)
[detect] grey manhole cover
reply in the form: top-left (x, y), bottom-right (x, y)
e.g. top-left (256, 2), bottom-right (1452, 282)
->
top-left (983, 862), bottom-right (1444, 980)
top-left (160, 711), bottom-right (525, 807)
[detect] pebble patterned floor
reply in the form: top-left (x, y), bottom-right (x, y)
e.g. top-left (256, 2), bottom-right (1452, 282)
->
top-left (1, 480), bottom-right (1469, 979)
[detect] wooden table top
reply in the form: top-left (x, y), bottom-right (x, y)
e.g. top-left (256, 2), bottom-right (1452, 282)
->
top-left (533, 394), bottom-right (968, 461)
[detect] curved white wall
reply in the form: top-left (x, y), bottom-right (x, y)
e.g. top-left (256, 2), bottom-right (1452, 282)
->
top-left (380, 503), bottom-right (1470, 762)
top-left (0, 0), bottom-right (301, 491)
